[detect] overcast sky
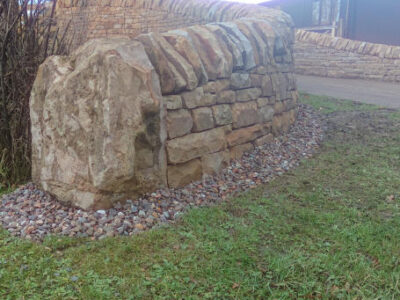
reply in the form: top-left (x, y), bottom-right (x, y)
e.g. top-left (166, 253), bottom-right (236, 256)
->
top-left (224, 0), bottom-right (267, 3)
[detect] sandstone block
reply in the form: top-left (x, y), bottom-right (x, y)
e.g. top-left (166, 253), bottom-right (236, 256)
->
top-left (30, 38), bottom-right (166, 209)
top-left (291, 90), bottom-right (299, 103)
top-left (185, 26), bottom-right (232, 80)
top-left (212, 104), bottom-right (232, 126)
top-left (272, 111), bottom-right (292, 135)
top-left (207, 24), bottom-right (245, 69)
top-left (168, 159), bottom-right (202, 188)
top-left (261, 75), bottom-right (274, 96)
top-left (257, 97), bottom-right (274, 107)
top-left (255, 133), bottom-right (274, 146)
top-left (217, 90), bottom-right (236, 104)
top-left (137, 33), bottom-right (185, 94)
top-left (165, 95), bottom-right (182, 110)
top-left (288, 109), bottom-right (297, 125)
top-left (274, 101), bottom-right (285, 114)
top-left (272, 73), bottom-right (290, 100)
top-left (201, 94), bottom-right (217, 106)
top-left (218, 22), bottom-right (256, 70)
top-left (192, 107), bottom-right (214, 132)
top-left (167, 126), bottom-right (230, 164)
top-left (258, 105), bottom-right (275, 123)
top-left (151, 33), bottom-right (198, 90)
top-left (202, 150), bottom-right (230, 176)
top-left (230, 73), bottom-right (251, 90)
top-left (230, 143), bottom-right (254, 160)
top-left (167, 109), bottom-right (193, 139)
top-left (203, 79), bottom-right (230, 94)
top-left (250, 74), bottom-right (263, 87)
top-left (162, 30), bottom-right (208, 86)
top-left (236, 88), bottom-right (262, 102)
top-left (232, 101), bottom-right (258, 129)
top-left (227, 124), bottom-right (269, 147)
top-left (234, 21), bottom-right (263, 66)
top-left (182, 87), bottom-right (204, 109)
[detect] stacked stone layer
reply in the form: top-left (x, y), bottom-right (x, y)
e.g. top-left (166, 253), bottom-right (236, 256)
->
top-left (31, 0), bottom-right (297, 209)
top-left (57, 0), bottom-right (293, 50)
top-left (295, 30), bottom-right (400, 82)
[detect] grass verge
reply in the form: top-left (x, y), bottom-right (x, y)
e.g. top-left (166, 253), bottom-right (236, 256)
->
top-left (299, 92), bottom-right (381, 114)
top-left (0, 95), bottom-right (399, 299)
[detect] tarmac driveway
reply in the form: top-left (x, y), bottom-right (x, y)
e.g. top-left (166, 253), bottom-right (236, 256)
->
top-left (296, 75), bottom-right (400, 109)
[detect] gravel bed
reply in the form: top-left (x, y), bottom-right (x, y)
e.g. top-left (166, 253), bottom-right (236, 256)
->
top-left (0, 104), bottom-right (325, 241)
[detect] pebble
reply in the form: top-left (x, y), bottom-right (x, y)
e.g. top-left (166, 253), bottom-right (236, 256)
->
top-left (0, 105), bottom-right (324, 241)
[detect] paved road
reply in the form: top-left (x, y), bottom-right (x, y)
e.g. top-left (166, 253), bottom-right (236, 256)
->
top-left (296, 75), bottom-right (400, 109)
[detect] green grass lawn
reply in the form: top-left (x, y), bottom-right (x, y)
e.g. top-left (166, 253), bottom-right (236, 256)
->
top-left (299, 92), bottom-right (382, 114)
top-left (1, 95), bottom-right (400, 299)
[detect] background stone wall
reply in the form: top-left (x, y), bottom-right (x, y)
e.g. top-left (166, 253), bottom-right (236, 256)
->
top-left (31, 0), bottom-right (297, 209)
top-left (57, 0), bottom-right (292, 50)
top-left (295, 30), bottom-right (400, 82)
top-left (57, 0), bottom-right (206, 49)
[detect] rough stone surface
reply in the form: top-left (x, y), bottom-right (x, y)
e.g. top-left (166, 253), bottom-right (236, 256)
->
top-left (30, 38), bottom-right (166, 209)
top-left (258, 105), bottom-right (275, 123)
top-left (192, 107), bottom-right (215, 132)
top-left (185, 26), bottom-right (232, 80)
top-left (217, 90), bottom-right (236, 104)
top-left (212, 105), bottom-right (233, 126)
top-left (227, 124), bottom-right (270, 147)
top-left (151, 33), bottom-right (199, 91)
top-left (261, 76), bottom-right (275, 96)
top-left (167, 109), bottom-right (193, 139)
top-left (255, 133), bottom-right (274, 146)
top-left (230, 143), bottom-right (254, 160)
top-left (236, 88), bottom-right (262, 102)
top-left (201, 94), bottom-right (217, 106)
top-left (137, 33), bottom-right (185, 94)
top-left (165, 95), bottom-right (183, 110)
top-left (202, 151), bottom-right (230, 176)
top-left (257, 97), bottom-right (274, 107)
top-left (167, 127), bottom-right (230, 164)
top-left (163, 31), bottom-right (208, 86)
top-left (272, 110), bottom-right (295, 135)
top-left (168, 159), bottom-right (202, 188)
top-left (232, 101), bottom-right (259, 129)
top-left (182, 87), bottom-right (204, 109)
top-left (230, 73), bottom-right (251, 90)
top-left (203, 80), bottom-right (230, 94)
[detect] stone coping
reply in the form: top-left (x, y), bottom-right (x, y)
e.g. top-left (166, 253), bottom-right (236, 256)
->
top-left (296, 29), bottom-right (400, 60)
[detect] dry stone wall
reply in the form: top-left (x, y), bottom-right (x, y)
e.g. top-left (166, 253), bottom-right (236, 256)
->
top-left (31, 0), bottom-right (297, 209)
top-left (57, 0), bottom-right (207, 49)
top-left (164, 69), bottom-right (297, 189)
top-left (295, 30), bottom-right (400, 82)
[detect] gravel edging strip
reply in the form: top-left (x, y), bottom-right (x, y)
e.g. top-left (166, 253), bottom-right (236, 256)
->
top-left (0, 104), bottom-right (325, 241)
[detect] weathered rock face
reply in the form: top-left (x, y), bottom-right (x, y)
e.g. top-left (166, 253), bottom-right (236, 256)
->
top-left (31, 0), bottom-right (298, 209)
top-left (30, 39), bottom-right (166, 209)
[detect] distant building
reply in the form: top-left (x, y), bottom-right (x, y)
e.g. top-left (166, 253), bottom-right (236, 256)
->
top-left (260, 0), bottom-right (400, 46)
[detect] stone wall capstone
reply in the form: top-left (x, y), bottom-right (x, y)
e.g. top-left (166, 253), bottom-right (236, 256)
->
top-left (295, 30), bottom-right (400, 82)
top-left (31, 0), bottom-right (298, 209)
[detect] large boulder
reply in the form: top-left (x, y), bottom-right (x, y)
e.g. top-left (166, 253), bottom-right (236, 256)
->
top-left (30, 38), bottom-right (166, 209)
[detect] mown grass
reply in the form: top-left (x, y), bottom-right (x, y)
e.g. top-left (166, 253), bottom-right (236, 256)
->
top-left (1, 95), bottom-right (400, 299)
top-left (300, 92), bottom-right (381, 114)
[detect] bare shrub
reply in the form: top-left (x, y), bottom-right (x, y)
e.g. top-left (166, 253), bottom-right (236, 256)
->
top-left (0, 0), bottom-right (70, 186)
